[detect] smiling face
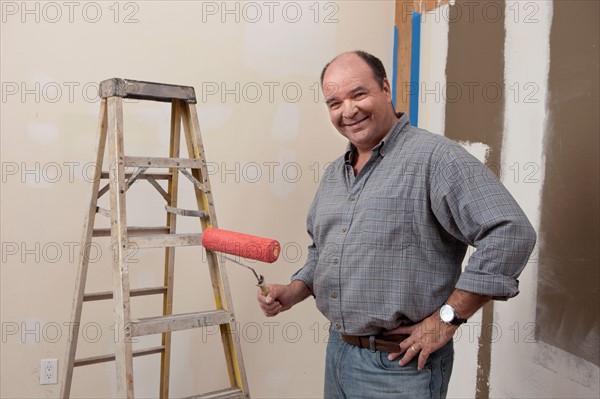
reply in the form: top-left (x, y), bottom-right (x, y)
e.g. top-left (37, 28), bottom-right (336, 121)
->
top-left (322, 53), bottom-right (398, 154)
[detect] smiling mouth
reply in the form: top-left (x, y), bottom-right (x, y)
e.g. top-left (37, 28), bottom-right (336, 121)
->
top-left (343, 116), bottom-right (369, 127)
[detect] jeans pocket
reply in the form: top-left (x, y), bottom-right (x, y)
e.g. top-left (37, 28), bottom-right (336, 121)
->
top-left (376, 351), bottom-right (423, 373)
top-left (373, 351), bottom-right (433, 398)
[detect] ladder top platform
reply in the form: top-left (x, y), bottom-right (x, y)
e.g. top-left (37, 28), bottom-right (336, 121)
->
top-left (99, 78), bottom-right (197, 104)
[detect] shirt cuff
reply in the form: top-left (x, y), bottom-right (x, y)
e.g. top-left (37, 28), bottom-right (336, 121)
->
top-left (455, 271), bottom-right (520, 301)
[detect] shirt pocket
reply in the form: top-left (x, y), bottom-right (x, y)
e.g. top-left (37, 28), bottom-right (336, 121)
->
top-left (360, 196), bottom-right (415, 252)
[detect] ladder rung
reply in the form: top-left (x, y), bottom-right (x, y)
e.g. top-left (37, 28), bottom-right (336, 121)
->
top-left (74, 345), bottom-right (165, 367)
top-left (100, 171), bottom-right (172, 180)
top-left (183, 388), bottom-right (244, 399)
top-left (92, 226), bottom-right (171, 237)
top-left (99, 78), bottom-right (197, 103)
top-left (131, 310), bottom-right (232, 337)
top-left (125, 156), bottom-right (202, 169)
top-left (166, 206), bottom-right (210, 219)
top-left (129, 233), bottom-right (202, 249)
top-left (84, 286), bottom-right (168, 302)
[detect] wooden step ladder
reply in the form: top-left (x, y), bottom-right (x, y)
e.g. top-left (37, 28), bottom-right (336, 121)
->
top-left (61, 78), bottom-right (249, 398)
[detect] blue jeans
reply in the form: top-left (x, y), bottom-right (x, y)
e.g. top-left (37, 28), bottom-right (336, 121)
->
top-left (324, 330), bottom-right (454, 399)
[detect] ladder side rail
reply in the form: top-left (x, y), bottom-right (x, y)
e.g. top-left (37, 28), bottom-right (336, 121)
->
top-left (181, 103), bottom-right (250, 396)
top-left (106, 96), bottom-right (135, 398)
top-left (61, 99), bottom-right (109, 398)
top-left (160, 100), bottom-right (183, 398)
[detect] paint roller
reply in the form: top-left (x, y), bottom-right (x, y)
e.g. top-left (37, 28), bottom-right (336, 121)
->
top-left (201, 227), bottom-right (280, 296)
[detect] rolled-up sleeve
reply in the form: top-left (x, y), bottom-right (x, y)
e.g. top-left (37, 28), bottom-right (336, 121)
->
top-left (431, 144), bottom-right (537, 300)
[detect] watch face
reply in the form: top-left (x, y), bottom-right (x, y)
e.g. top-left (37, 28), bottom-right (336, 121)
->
top-left (440, 305), bottom-right (454, 323)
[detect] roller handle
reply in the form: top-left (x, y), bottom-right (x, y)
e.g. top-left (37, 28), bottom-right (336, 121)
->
top-left (257, 275), bottom-right (270, 297)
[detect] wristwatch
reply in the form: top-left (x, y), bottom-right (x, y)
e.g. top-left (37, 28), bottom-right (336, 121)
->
top-left (439, 304), bottom-right (468, 326)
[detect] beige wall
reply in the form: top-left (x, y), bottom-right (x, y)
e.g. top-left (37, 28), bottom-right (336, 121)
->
top-left (3, 1), bottom-right (599, 399)
top-left (0, 1), bottom-right (394, 397)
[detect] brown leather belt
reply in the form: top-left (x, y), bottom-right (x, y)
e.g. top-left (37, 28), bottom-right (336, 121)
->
top-left (340, 333), bottom-right (410, 353)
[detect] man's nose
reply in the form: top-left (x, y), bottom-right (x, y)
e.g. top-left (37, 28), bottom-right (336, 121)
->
top-left (341, 100), bottom-right (358, 118)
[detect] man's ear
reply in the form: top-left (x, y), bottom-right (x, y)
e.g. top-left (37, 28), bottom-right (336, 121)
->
top-left (382, 78), bottom-right (392, 102)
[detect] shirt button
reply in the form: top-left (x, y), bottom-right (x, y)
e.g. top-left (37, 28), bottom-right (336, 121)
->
top-left (331, 292), bottom-right (338, 299)
top-left (349, 195), bottom-right (356, 202)
top-left (335, 323), bottom-right (341, 330)
top-left (332, 258), bottom-right (339, 265)
top-left (341, 227), bottom-right (347, 233)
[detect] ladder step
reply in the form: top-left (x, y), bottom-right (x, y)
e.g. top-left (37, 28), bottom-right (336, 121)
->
top-left (84, 286), bottom-right (168, 302)
top-left (100, 171), bottom-right (172, 180)
top-left (166, 206), bottom-right (210, 219)
top-left (74, 346), bottom-right (165, 367)
top-left (183, 388), bottom-right (244, 399)
top-left (99, 78), bottom-right (197, 104)
top-left (125, 156), bottom-right (202, 169)
top-left (131, 310), bottom-right (232, 337)
top-left (93, 226), bottom-right (170, 238)
top-left (128, 233), bottom-right (202, 249)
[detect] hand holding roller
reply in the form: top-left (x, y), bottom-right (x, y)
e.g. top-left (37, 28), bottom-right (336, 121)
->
top-left (201, 227), bottom-right (280, 296)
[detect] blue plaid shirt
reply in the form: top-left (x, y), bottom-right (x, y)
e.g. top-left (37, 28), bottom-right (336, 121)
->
top-left (292, 113), bottom-right (536, 335)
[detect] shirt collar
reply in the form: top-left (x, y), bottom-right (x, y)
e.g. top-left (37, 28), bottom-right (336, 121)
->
top-left (344, 112), bottom-right (410, 164)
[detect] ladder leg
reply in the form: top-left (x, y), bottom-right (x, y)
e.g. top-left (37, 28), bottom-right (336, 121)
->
top-left (106, 96), bottom-right (135, 398)
top-left (160, 100), bottom-right (183, 398)
top-left (61, 99), bottom-right (109, 398)
top-left (180, 103), bottom-right (250, 396)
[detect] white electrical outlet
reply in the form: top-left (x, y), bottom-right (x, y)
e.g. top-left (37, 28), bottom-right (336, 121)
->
top-left (40, 359), bottom-right (58, 385)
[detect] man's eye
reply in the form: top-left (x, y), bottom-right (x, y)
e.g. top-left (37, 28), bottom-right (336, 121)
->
top-left (354, 92), bottom-right (366, 99)
top-left (328, 102), bottom-right (340, 109)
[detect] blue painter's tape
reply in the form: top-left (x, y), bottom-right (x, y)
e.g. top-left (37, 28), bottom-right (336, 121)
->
top-left (410, 11), bottom-right (421, 126)
top-left (392, 25), bottom-right (398, 109)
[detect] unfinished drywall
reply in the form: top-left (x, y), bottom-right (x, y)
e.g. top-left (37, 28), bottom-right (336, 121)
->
top-left (416, 1), bottom-right (599, 398)
top-left (537, 0), bottom-right (600, 368)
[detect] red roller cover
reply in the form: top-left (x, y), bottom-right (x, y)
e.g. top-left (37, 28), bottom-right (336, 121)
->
top-left (201, 227), bottom-right (280, 263)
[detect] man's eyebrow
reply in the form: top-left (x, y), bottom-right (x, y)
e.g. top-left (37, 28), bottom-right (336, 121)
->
top-left (325, 85), bottom-right (370, 105)
top-left (325, 96), bottom-right (338, 105)
top-left (349, 85), bottom-right (369, 94)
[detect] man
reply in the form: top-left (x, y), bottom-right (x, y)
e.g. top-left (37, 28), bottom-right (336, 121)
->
top-left (256, 51), bottom-right (536, 398)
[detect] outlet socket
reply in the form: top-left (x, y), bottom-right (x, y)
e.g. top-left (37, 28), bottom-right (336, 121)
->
top-left (40, 359), bottom-right (58, 385)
